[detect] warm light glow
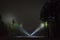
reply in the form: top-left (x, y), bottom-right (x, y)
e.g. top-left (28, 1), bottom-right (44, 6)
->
top-left (44, 22), bottom-right (48, 28)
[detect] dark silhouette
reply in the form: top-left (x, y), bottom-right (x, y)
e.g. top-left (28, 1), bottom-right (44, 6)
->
top-left (0, 11), bottom-right (8, 38)
top-left (39, 2), bottom-right (49, 37)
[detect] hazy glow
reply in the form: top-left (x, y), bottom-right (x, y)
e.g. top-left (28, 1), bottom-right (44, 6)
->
top-left (19, 24), bottom-right (30, 36)
top-left (44, 22), bottom-right (48, 28)
top-left (18, 23), bottom-right (45, 36)
top-left (7, 21), bottom-right (46, 36)
top-left (2, 13), bottom-right (16, 24)
top-left (40, 23), bottom-right (44, 28)
top-left (30, 23), bottom-right (44, 36)
top-left (20, 24), bottom-right (23, 27)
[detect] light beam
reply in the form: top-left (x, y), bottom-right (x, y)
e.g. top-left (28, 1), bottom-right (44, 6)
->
top-left (30, 23), bottom-right (44, 36)
top-left (19, 24), bottom-right (30, 36)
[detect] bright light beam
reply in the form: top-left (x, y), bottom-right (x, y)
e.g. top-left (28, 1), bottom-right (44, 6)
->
top-left (30, 23), bottom-right (44, 36)
top-left (19, 24), bottom-right (30, 36)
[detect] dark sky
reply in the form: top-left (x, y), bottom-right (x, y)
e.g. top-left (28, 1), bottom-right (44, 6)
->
top-left (0, 0), bottom-right (47, 32)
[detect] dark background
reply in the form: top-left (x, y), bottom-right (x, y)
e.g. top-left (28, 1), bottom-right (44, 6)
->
top-left (1, 0), bottom-right (60, 40)
top-left (0, 0), bottom-right (47, 32)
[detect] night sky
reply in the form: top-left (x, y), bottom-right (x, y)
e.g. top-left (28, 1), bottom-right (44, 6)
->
top-left (0, 0), bottom-right (47, 32)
